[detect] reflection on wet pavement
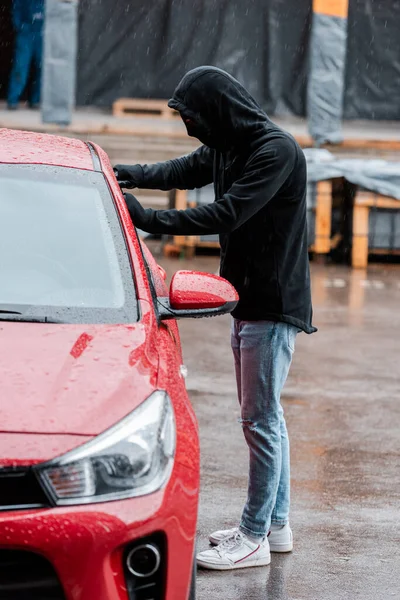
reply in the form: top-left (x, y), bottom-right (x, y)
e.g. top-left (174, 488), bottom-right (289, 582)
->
top-left (151, 243), bottom-right (400, 600)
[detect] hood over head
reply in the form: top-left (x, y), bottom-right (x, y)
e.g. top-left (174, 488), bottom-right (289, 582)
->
top-left (168, 66), bottom-right (269, 151)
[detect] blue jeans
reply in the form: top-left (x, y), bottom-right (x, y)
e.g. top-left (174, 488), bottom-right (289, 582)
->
top-left (8, 29), bottom-right (43, 106)
top-left (231, 319), bottom-right (299, 539)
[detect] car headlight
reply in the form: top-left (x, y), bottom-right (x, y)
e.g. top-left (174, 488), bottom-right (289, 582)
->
top-left (36, 391), bottom-right (175, 505)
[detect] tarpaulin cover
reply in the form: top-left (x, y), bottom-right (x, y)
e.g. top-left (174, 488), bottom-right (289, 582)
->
top-left (344, 0), bottom-right (400, 120)
top-left (42, 0), bottom-right (78, 125)
top-left (304, 148), bottom-right (400, 201)
top-left (307, 13), bottom-right (347, 144)
top-left (76, 0), bottom-right (311, 114)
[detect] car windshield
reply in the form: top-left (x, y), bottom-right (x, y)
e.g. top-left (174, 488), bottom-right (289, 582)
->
top-left (0, 164), bottom-right (138, 324)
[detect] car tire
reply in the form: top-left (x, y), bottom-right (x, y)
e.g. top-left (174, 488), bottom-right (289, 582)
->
top-left (188, 554), bottom-right (197, 600)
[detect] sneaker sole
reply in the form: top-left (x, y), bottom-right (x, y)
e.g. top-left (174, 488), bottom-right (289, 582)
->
top-left (209, 536), bottom-right (293, 553)
top-left (197, 556), bottom-right (271, 570)
top-left (269, 541), bottom-right (293, 553)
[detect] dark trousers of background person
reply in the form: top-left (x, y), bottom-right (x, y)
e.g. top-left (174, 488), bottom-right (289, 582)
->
top-left (8, 29), bottom-right (43, 108)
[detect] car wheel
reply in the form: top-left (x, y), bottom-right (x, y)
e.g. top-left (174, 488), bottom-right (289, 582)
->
top-left (188, 554), bottom-right (197, 600)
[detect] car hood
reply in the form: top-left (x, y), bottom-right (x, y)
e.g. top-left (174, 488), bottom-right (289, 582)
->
top-left (0, 322), bottom-right (159, 435)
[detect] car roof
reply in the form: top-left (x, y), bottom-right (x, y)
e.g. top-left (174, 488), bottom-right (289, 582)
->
top-left (0, 128), bottom-right (95, 171)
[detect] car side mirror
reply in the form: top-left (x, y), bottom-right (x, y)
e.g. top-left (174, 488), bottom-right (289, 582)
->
top-left (158, 270), bottom-right (238, 320)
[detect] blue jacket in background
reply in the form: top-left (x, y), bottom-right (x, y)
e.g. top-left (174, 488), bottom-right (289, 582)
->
top-left (12, 0), bottom-right (45, 32)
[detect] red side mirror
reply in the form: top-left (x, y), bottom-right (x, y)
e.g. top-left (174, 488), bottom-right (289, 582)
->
top-left (170, 270), bottom-right (238, 310)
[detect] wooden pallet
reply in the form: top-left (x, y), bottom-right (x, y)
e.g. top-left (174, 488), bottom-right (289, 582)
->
top-left (165, 185), bottom-right (400, 266)
top-left (161, 189), bottom-right (220, 258)
top-left (164, 184), bottom-right (336, 259)
top-left (181, 238), bottom-right (220, 259)
top-left (313, 180), bottom-right (333, 256)
top-left (352, 190), bottom-right (400, 268)
top-left (112, 98), bottom-right (179, 119)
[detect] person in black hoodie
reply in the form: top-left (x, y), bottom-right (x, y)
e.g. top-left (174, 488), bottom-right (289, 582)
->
top-left (115, 66), bottom-right (316, 571)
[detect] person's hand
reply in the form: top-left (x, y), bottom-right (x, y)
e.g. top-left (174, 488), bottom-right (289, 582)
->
top-left (113, 164), bottom-right (142, 189)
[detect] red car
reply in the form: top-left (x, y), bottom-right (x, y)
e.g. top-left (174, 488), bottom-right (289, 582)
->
top-left (0, 129), bottom-right (238, 600)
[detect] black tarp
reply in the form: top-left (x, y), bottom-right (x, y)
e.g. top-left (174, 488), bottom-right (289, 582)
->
top-left (76, 0), bottom-right (312, 115)
top-left (344, 0), bottom-right (400, 120)
top-left (76, 0), bottom-right (400, 121)
top-left (0, 0), bottom-right (14, 99)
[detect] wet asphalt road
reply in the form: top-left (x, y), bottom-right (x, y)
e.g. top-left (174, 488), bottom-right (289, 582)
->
top-left (153, 244), bottom-right (400, 600)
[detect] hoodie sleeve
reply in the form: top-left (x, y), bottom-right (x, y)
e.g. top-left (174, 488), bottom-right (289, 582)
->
top-left (115, 145), bottom-right (214, 191)
top-left (130, 138), bottom-right (296, 235)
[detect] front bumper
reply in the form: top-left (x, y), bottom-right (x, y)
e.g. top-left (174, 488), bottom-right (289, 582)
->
top-left (0, 461), bottom-right (198, 600)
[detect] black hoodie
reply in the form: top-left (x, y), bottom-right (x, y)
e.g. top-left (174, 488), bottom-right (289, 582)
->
top-left (117, 66), bottom-right (316, 333)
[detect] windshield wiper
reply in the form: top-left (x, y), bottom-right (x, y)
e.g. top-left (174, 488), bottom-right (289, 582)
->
top-left (0, 314), bottom-right (65, 324)
top-left (0, 309), bottom-right (22, 315)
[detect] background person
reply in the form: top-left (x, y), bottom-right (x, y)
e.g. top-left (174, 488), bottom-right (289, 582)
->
top-left (8, 0), bottom-right (44, 110)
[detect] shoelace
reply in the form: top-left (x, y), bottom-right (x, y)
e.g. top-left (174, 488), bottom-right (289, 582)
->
top-left (217, 531), bottom-right (244, 554)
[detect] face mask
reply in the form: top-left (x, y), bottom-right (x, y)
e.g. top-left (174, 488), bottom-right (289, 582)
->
top-left (181, 115), bottom-right (218, 149)
top-left (182, 117), bottom-right (212, 148)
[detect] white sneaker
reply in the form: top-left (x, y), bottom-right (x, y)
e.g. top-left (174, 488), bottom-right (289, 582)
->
top-left (197, 531), bottom-right (271, 570)
top-left (209, 527), bottom-right (239, 546)
top-left (209, 524), bottom-right (293, 553)
top-left (268, 523), bottom-right (293, 553)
